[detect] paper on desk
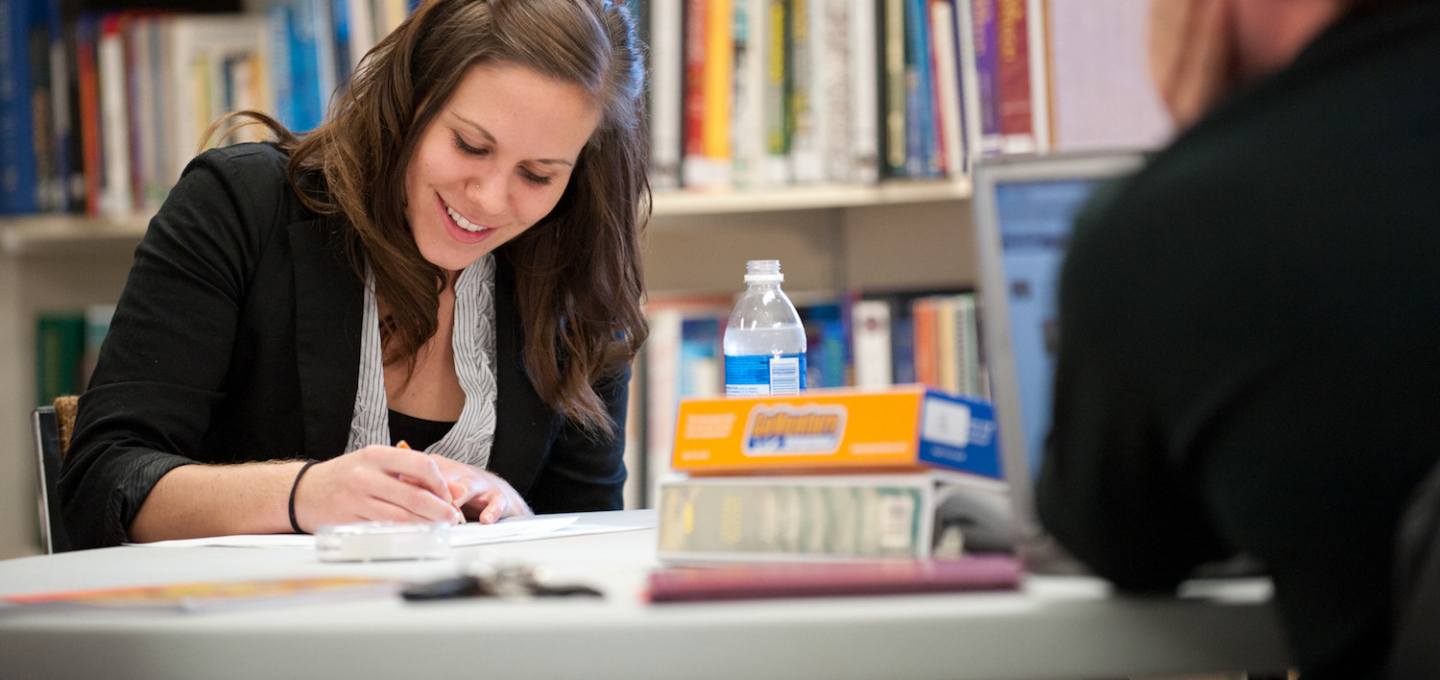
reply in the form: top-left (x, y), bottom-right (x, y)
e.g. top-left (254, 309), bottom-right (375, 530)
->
top-left (130, 516), bottom-right (586, 549)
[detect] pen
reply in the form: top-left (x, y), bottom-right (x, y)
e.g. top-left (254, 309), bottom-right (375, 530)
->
top-left (397, 440), bottom-right (465, 524)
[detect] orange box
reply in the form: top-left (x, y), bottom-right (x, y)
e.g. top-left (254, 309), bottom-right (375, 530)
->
top-left (672, 386), bottom-right (1000, 477)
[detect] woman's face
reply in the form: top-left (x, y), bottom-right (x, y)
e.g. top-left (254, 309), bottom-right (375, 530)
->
top-left (405, 62), bottom-right (601, 273)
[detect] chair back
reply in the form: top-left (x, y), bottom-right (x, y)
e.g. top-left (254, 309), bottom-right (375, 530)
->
top-left (1389, 458), bottom-right (1440, 679)
top-left (32, 395), bottom-right (78, 554)
top-left (54, 394), bottom-right (78, 453)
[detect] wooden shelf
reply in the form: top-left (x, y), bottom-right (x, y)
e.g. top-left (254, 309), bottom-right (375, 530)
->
top-left (0, 213), bottom-right (152, 257)
top-left (651, 178), bottom-right (971, 215)
top-left (0, 179), bottom-right (972, 256)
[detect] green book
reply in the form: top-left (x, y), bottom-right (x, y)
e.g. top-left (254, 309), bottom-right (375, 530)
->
top-left (35, 312), bottom-right (86, 407)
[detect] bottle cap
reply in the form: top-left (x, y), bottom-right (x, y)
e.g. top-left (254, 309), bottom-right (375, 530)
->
top-left (744, 260), bottom-right (784, 283)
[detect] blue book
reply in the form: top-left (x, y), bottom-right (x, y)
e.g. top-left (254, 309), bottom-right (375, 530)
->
top-left (267, 4), bottom-right (297, 130)
top-left (891, 316), bottom-right (916, 385)
top-left (678, 316), bottom-right (723, 397)
top-left (31, 0), bottom-right (63, 211)
top-left (1, 0), bottom-right (41, 214)
top-left (903, 0), bottom-right (940, 178)
top-left (800, 302), bottom-right (848, 389)
top-left (288, 0), bottom-right (325, 132)
top-left (329, 0), bottom-right (351, 86)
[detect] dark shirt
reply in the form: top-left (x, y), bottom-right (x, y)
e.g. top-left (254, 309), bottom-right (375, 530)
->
top-left (1037, 4), bottom-right (1440, 680)
top-left (388, 410), bottom-right (456, 452)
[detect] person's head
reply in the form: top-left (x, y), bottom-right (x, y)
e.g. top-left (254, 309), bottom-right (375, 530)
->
top-left (1148, 0), bottom-right (1399, 128)
top-left (288, 0), bottom-right (650, 436)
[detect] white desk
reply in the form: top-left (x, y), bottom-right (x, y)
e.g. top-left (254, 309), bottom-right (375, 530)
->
top-left (0, 510), bottom-right (1290, 680)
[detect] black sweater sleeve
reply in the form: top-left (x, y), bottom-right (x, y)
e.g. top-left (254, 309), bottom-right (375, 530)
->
top-left (60, 145), bottom-right (290, 549)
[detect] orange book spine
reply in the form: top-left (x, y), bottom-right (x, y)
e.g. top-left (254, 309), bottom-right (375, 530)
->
top-left (912, 297), bottom-right (938, 387)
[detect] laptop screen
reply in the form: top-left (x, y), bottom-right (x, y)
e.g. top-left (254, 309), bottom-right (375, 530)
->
top-left (971, 152), bottom-right (1146, 542)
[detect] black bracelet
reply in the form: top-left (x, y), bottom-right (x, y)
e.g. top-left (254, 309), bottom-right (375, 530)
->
top-left (288, 460), bottom-right (320, 534)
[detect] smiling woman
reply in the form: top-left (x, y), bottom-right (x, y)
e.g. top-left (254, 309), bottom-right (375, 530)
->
top-left (58, 0), bottom-right (651, 550)
top-left (404, 63), bottom-right (601, 272)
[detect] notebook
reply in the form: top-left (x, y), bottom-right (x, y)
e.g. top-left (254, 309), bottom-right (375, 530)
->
top-left (969, 151), bottom-right (1146, 566)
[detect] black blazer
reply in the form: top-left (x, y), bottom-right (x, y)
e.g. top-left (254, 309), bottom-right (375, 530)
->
top-left (60, 144), bottom-right (629, 549)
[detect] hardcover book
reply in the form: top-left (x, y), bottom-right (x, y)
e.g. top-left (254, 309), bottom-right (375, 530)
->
top-left (656, 470), bottom-right (1011, 561)
top-left (648, 554), bottom-right (1022, 602)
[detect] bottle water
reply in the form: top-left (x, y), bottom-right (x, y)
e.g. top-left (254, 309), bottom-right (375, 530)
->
top-left (724, 260), bottom-right (807, 395)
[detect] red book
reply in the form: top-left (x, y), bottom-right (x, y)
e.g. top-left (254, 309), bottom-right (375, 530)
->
top-left (682, 0), bottom-right (707, 168)
top-left (647, 556), bottom-right (1023, 603)
top-left (995, 0), bottom-right (1032, 142)
top-left (77, 19), bottom-right (102, 217)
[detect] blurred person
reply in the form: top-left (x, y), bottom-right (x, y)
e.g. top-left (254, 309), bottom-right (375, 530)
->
top-left (1037, 1), bottom-right (1440, 679)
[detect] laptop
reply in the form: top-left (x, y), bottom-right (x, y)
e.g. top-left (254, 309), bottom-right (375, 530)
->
top-left (969, 151), bottom-right (1147, 568)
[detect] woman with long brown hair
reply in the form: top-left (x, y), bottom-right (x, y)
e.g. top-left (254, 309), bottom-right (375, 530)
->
top-left (60, 0), bottom-right (649, 548)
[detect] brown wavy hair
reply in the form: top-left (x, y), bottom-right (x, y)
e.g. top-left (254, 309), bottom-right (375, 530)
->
top-left (221, 0), bottom-right (649, 437)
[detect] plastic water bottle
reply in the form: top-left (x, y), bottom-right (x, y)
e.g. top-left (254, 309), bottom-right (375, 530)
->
top-left (724, 260), bottom-right (807, 395)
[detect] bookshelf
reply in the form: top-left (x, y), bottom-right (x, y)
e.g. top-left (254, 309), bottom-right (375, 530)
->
top-left (0, 0), bottom-right (1165, 558)
top-left (0, 184), bottom-right (979, 560)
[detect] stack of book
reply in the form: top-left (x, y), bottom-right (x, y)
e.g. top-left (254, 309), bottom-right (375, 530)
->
top-left (655, 385), bottom-right (1012, 563)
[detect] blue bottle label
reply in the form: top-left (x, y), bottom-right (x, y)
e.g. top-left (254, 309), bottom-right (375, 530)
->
top-left (725, 354), bottom-right (807, 396)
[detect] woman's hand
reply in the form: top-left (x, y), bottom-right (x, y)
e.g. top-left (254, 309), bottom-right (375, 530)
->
top-left (428, 454), bottom-right (533, 524)
top-left (291, 445), bottom-right (463, 533)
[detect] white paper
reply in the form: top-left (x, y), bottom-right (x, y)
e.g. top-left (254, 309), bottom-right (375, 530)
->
top-left (130, 516), bottom-right (585, 550)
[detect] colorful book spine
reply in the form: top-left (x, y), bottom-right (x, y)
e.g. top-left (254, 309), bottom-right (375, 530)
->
top-left (329, 0), bottom-right (352, 81)
top-left (902, 0), bottom-right (939, 178)
top-left (29, 0), bottom-right (61, 211)
top-left (846, 0), bottom-right (878, 184)
top-left (289, 0), bottom-right (327, 132)
top-left (678, 316), bottom-right (724, 398)
top-left (969, 0), bottom-right (1001, 155)
top-left (799, 300), bottom-right (847, 389)
top-left (881, 0), bottom-right (905, 177)
top-left (698, 0), bottom-right (734, 186)
top-left (36, 312), bottom-right (86, 407)
top-left (0, 0), bottom-right (40, 214)
top-left (267, 3), bottom-right (297, 131)
top-left (891, 313), bottom-right (916, 384)
top-left (995, 0), bottom-right (1033, 153)
top-left (911, 296), bottom-right (937, 387)
top-left (762, 0), bottom-right (791, 184)
top-left (81, 303), bottom-right (115, 390)
top-left (934, 294), bottom-right (958, 393)
top-left (953, 293), bottom-right (984, 398)
top-left (127, 17), bottom-right (153, 212)
top-left (681, 0), bottom-right (707, 186)
top-left (930, 0), bottom-right (964, 178)
top-left (850, 298), bottom-right (893, 388)
top-left (729, 0), bottom-right (766, 188)
top-left (345, 0), bottom-right (374, 72)
top-left (75, 14), bottom-right (101, 216)
top-left (817, 0), bottom-right (851, 183)
top-left (649, 0), bottom-right (683, 189)
top-left (785, 0), bottom-right (819, 183)
top-left (98, 13), bottom-right (132, 217)
top-left (1025, 0), bottom-right (1050, 151)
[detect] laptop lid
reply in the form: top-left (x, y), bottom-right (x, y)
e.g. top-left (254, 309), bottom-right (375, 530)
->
top-left (971, 151), bottom-right (1147, 548)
